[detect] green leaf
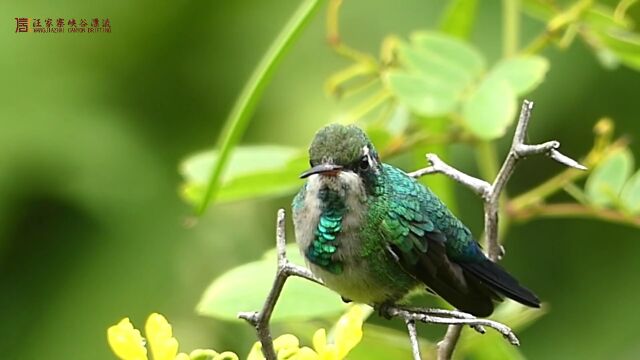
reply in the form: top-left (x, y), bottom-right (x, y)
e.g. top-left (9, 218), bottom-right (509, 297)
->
top-left (439, 0), bottom-right (478, 39)
top-left (398, 42), bottom-right (476, 94)
top-left (621, 170), bottom-right (640, 214)
top-left (584, 5), bottom-right (634, 32)
top-left (488, 56), bottom-right (550, 95)
top-left (180, 145), bottom-right (305, 205)
top-left (411, 32), bottom-right (486, 76)
top-left (197, 244), bottom-right (347, 322)
top-left (597, 30), bottom-right (640, 71)
top-left (582, 5), bottom-right (640, 71)
top-left (585, 149), bottom-right (634, 207)
top-left (196, 0), bottom-right (324, 214)
top-left (385, 32), bottom-right (486, 117)
top-left (384, 71), bottom-right (459, 116)
top-left (462, 76), bottom-right (517, 140)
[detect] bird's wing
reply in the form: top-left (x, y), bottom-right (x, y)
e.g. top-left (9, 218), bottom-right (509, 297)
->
top-left (379, 165), bottom-right (498, 316)
top-left (379, 165), bottom-right (540, 316)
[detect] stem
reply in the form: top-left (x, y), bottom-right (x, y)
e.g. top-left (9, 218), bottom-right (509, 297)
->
top-left (197, 0), bottom-right (324, 214)
top-left (343, 88), bottom-right (392, 123)
top-left (509, 137), bottom-right (628, 212)
top-left (509, 203), bottom-right (640, 228)
top-left (502, 0), bottom-right (520, 57)
top-left (521, 0), bottom-right (592, 55)
top-left (326, 0), bottom-right (379, 65)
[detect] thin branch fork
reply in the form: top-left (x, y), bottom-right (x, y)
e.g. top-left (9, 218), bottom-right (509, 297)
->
top-left (238, 209), bottom-right (322, 359)
top-left (409, 100), bottom-right (586, 359)
top-left (409, 100), bottom-right (586, 260)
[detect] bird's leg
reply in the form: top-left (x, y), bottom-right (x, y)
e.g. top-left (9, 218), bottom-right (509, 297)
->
top-left (375, 301), bottom-right (396, 320)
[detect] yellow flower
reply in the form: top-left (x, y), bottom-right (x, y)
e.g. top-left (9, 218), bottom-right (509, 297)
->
top-left (107, 313), bottom-right (238, 360)
top-left (146, 313), bottom-right (179, 360)
top-left (108, 318), bottom-right (147, 360)
top-left (331, 304), bottom-right (364, 358)
top-left (248, 304), bottom-right (367, 360)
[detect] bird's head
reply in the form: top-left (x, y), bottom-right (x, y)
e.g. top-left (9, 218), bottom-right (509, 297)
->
top-left (301, 124), bottom-right (381, 194)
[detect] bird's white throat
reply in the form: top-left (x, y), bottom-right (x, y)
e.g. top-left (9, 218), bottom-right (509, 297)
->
top-left (295, 171), bottom-right (368, 254)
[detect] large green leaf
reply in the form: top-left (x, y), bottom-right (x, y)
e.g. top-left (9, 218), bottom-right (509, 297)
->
top-left (384, 71), bottom-right (460, 116)
top-left (585, 149), bottom-right (634, 207)
top-left (180, 145), bottom-right (305, 205)
top-left (411, 32), bottom-right (485, 75)
top-left (488, 56), bottom-right (549, 95)
top-left (197, 244), bottom-right (347, 322)
top-left (385, 32), bottom-right (486, 117)
top-left (398, 42), bottom-right (474, 93)
top-left (621, 170), bottom-right (640, 214)
top-left (462, 76), bottom-right (517, 140)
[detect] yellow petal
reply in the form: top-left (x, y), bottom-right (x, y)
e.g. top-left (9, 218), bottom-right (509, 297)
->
top-left (333, 306), bottom-right (364, 358)
top-left (312, 329), bottom-right (327, 354)
top-left (213, 351), bottom-right (240, 360)
top-left (107, 318), bottom-right (148, 360)
top-left (175, 353), bottom-right (190, 360)
top-left (318, 345), bottom-right (338, 360)
top-left (145, 313), bottom-right (179, 360)
top-left (274, 334), bottom-right (300, 359)
top-left (291, 347), bottom-right (319, 360)
top-left (247, 342), bottom-right (264, 360)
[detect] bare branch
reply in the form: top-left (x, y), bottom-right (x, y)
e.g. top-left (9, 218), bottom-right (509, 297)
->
top-left (438, 325), bottom-right (462, 360)
top-left (238, 209), bottom-right (322, 360)
top-left (405, 320), bottom-right (421, 360)
top-left (384, 306), bottom-right (518, 345)
top-left (409, 154), bottom-right (491, 199)
top-left (410, 100), bottom-right (586, 359)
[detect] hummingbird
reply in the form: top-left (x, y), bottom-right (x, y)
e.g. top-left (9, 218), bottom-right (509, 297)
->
top-left (292, 124), bottom-right (540, 317)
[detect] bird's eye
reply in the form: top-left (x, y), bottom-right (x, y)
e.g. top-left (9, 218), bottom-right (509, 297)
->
top-left (359, 156), bottom-right (370, 171)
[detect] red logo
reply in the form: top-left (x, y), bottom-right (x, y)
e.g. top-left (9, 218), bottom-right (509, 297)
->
top-left (15, 18), bottom-right (30, 33)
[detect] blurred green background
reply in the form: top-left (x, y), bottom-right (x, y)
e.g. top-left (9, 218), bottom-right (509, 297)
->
top-left (1, 0), bottom-right (639, 359)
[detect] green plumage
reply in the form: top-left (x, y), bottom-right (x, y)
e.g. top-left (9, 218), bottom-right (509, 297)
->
top-left (293, 124), bottom-right (540, 316)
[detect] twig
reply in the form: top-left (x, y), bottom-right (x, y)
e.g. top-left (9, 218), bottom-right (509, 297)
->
top-left (405, 320), bottom-right (421, 360)
top-left (508, 202), bottom-right (640, 228)
top-left (413, 100), bottom-right (586, 260)
top-left (239, 100), bottom-right (585, 360)
top-left (411, 100), bottom-right (586, 359)
top-left (238, 209), bottom-right (322, 360)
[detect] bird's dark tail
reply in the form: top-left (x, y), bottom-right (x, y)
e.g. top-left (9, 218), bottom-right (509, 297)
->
top-left (459, 259), bottom-right (541, 308)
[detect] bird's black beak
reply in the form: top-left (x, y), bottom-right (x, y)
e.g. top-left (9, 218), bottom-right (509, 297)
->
top-left (300, 164), bottom-right (343, 179)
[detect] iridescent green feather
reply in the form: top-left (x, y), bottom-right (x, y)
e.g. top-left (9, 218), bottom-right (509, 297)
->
top-left (306, 188), bottom-right (345, 274)
top-left (371, 164), bottom-right (480, 265)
